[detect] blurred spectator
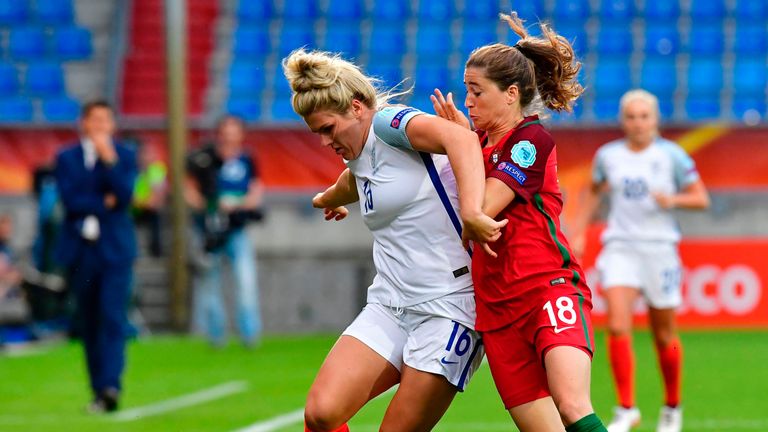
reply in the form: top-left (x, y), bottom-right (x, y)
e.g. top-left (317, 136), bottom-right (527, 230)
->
top-left (0, 214), bottom-right (22, 298)
top-left (0, 214), bottom-right (30, 345)
top-left (131, 138), bottom-right (167, 257)
top-left (54, 100), bottom-right (137, 413)
top-left (186, 115), bottom-right (264, 348)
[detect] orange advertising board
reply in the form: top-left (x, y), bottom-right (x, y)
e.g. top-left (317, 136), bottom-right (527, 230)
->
top-left (581, 227), bottom-right (768, 328)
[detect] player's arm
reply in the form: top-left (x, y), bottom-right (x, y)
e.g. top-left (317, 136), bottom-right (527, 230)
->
top-left (569, 181), bottom-right (608, 258)
top-left (653, 179), bottom-right (710, 210)
top-left (405, 114), bottom-right (508, 248)
top-left (312, 168), bottom-right (358, 221)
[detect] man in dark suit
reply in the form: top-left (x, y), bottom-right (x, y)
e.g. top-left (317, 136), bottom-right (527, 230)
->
top-left (55, 100), bottom-right (137, 413)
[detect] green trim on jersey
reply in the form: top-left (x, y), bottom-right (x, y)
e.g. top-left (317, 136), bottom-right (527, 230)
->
top-left (518, 119), bottom-right (542, 130)
top-left (533, 193), bottom-right (593, 351)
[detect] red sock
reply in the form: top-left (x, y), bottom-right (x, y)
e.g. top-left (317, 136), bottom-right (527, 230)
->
top-left (304, 423), bottom-right (350, 432)
top-left (608, 334), bottom-right (635, 408)
top-left (656, 338), bottom-right (683, 407)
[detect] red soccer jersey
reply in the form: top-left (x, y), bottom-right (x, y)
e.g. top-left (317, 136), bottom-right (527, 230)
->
top-left (473, 115), bottom-right (588, 332)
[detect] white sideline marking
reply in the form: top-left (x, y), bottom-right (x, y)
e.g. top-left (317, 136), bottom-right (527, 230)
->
top-left (352, 419), bottom-right (768, 431)
top-left (112, 380), bottom-right (248, 422)
top-left (232, 385), bottom-right (398, 432)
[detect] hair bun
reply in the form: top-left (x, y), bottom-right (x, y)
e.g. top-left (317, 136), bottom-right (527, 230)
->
top-left (283, 49), bottom-right (339, 93)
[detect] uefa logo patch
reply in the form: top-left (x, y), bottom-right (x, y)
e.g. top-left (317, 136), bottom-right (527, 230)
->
top-left (510, 140), bottom-right (536, 168)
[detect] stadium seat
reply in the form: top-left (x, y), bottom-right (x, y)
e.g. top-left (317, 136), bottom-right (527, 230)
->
top-left (417, 0), bottom-right (456, 21)
top-left (226, 97), bottom-right (262, 122)
top-left (512, 0), bottom-right (546, 22)
top-left (732, 97), bottom-right (766, 123)
top-left (233, 26), bottom-right (271, 59)
top-left (325, 0), bottom-right (364, 20)
top-left (592, 59), bottom-right (632, 95)
top-left (639, 58), bottom-right (677, 97)
top-left (641, 0), bottom-right (679, 21)
top-left (237, 0), bottom-right (273, 22)
top-left (732, 25), bottom-right (767, 55)
top-left (0, 97), bottom-right (34, 122)
top-left (689, 0), bottom-right (725, 21)
top-left (592, 96), bottom-right (621, 121)
top-left (35, 0), bottom-right (74, 24)
top-left (272, 68), bottom-right (292, 95)
top-left (25, 62), bottom-right (65, 96)
top-left (686, 58), bottom-right (723, 96)
top-left (459, 26), bottom-right (498, 58)
top-left (322, 24), bottom-right (362, 59)
top-left (41, 96), bottom-right (79, 121)
top-left (555, 23), bottom-right (588, 55)
top-left (656, 96), bottom-right (675, 120)
top-left (370, 0), bottom-right (410, 20)
top-left (685, 96), bottom-right (721, 120)
top-left (407, 93), bottom-right (438, 112)
top-left (732, 58), bottom-right (767, 96)
top-left (270, 96), bottom-right (301, 122)
top-left (365, 63), bottom-right (404, 89)
top-left (415, 24), bottom-right (453, 60)
top-left (599, 0), bottom-right (635, 22)
top-left (733, 0), bottom-right (768, 22)
top-left (228, 62), bottom-right (266, 95)
top-left (687, 25), bottom-right (724, 56)
top-left (0, 0), bottom-right (29, 25)
top-left (9, 27), bottom-right (47, 60)
top-left (278, 24), bottom-right (316, 56)
top-left (280, 0), bottom-right (318, 21)
top-left (0, 63), bottom-right (19, 96)
top-left (367, 24), bottom-right (407, 60)
top-left (462, 0), bottom-right (501, 21)
top-left (644, 24), bottom-right (680, 57)
top-left (551, 0), bottom-right (591, 23)
top-left (53, 26), bottom-right (93, 60)
top-left (596, 25), bottom-right (633, 56)
top-left (412, 63), bottom-right (450, 93)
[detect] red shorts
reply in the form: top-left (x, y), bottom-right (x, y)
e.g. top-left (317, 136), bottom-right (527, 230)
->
top-left (480, 281), bottom-right (595, 409)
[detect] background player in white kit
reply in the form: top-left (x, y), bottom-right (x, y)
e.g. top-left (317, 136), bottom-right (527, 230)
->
top-left (571, 90), bottom-right (710, 432)
top-left (283, 49), bottom-right (507, 432)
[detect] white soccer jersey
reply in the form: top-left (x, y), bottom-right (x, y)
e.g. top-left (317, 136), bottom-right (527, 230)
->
top-left (592, 137), bottom-right (700, 243)
top-left (345, 106), bottom-right (473, 308)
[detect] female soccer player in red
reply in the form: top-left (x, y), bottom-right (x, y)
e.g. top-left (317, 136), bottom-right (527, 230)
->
top-left (432, 12), bottom-right (608, 432)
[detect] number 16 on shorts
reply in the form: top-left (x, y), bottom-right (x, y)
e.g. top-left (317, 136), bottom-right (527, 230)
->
top-left (439, 321), bottom-right (484, 391)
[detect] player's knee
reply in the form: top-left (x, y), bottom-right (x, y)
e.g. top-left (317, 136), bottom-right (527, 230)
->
top-left (556, 398), bottom-right (594, 425)
top-left (304, 393), bottom-right (346, 432)
top-left (606, 318), bottom-right (632, 337)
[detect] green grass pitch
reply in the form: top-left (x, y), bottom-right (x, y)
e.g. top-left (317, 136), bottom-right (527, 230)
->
top-left (0, 330), bottom-right (765, 431)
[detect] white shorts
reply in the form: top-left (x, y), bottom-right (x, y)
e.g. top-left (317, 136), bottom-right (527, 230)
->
top-left (342, 302), bottom-right (484, 391)
top-left (596, 240), bottom-right (683, 309)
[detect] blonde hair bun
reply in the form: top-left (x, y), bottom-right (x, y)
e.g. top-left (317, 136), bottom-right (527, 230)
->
top-left (283, 49), bottom-right (340, 93)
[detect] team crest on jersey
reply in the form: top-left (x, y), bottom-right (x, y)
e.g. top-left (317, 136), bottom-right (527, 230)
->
top-left (390, 108), bottom-right (417, 129)
top-left (510, 140), bottom-right (536, 168)
top-left (490, 151), bottom-right (501, 164)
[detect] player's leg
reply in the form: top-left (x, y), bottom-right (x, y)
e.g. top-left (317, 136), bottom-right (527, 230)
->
top-left (648, 307), bottom-right (683, 432)
top-left (379, 365), bottom-right (457, 432)
top-left (545, 346), bottom-right (607, 431)
top-left (509, 397), bottom-right (565, 432)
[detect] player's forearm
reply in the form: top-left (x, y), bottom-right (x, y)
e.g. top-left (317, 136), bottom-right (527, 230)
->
top-left (670, 190), bottom-right (710, 210)
top-left (443, 132), bottom-right (487, 222)
top-left (317, 169), bottom-right (359, 208)
top-left (571, 187), bottom-right (602, 236)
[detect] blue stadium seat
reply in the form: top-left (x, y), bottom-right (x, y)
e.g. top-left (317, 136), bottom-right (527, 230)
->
top-left (599, 0), bottom-right (635, 21)
top-left (228, 62), bottom-right (266, 95)
top-left (270, 96), bottom-right (301, 122)
top-left (640, 58), bottom-right (677, 97)
top-left (733, 0), bottom-right (768, 22)
top-left (732, 97), bottom-right (765, 123)
top-left (596, 25), bottom-right (633, 56)
top-left (685, 96), bottom-right (721, 120)
top-left (551, 0), bottom-right (591, 23)
top-left (322, 24), bottom-right (362, 59)
top-left (0, 63), bottom-right (19, 96)
top-left (35, 0), bottom-right (73, 24)
top-left (548, 102), bottom-right (584, 123)
top-left (592, 59), bottom-right (632, 95)
top-left (512, 0), bottom-right (546, 22)
top-left (686, 58), bottom-right (723, 96)
top-left (25, 62), bottom-right (65, 96)
top-left (370, 0), bottom-right (410, 20)
top-left (417, 0), bottom-right (456, 21)
top-left (555, 23), bottom-right (588, 55)
top-left (412, 64), bottom-right (450, 93)
top-left (689, 0), bottom-right (725, 21)
top-left (644, 25), bottom-right (680, 57)
top-left (10, 27), bottom-right (47, 60)
top-left (0, 97), bottom-right (34, 122)
top-left (733, 58), bottom-right (767, 96)
top-left (641, 1), bottom-right (679, 21)
top-left (53, 26), bottom-right (92, 60)
top-left (592, 96), bottom-right (621, 121)
top-left (407, 93), bottom-right (437, 113)
top-left (272, 67), bottom-right (292, 95)
top-left (0, 1), bottom-right (29, 25)
top-left (237, 0), bottom-right (273, 22)
top-left (280, 0), bottom-right (318, 21)
top-left (278, 24), bottom-right (316, 56)
top-left (41, 96), bottom-right (79, 122)
top-left (233, 26), bottom-right (271, 59)
top-left (415, 24), bottom-right (453, 60)
top-left (459, 27), bottom-right (498, 57)
top-left (463, 0), bottom-right (501, 21)
top-left (226, 98), bottom-right (262, 122)
top-left (367, 24), bottom-right (407, 60)
top-left (687, 25), bottom-right (724, 55)
top-left (656, 96), bottom-right (675, 120)
top-left (365, 63), bottom-right (404, 89)
top-left (326, 0), bottom-right (364, 20)
top-left (733, 25), bottom-right (767, 55)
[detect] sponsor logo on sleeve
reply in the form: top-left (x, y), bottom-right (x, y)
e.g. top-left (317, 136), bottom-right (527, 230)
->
top-left (390, 108), bottom-right (417, 129)
top-left (497, 161), bottom-right (527, 185)
top-left (510, 140), bottom-right (537, 168)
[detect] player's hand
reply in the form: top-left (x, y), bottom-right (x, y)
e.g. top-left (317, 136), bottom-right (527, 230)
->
top-left (461, 213), bottom-right (508, 258)
top-left (322, 206), bottom-right (349, 221)
top-left (652, 192), bottom-right (676, 209)
top-left (430, 89), bottom-right (471, 130)
top-left (92, 132), bottom-right (117, 164)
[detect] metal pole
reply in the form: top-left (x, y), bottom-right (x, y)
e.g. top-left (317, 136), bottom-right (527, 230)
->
top-left (164, 0), bottom-right (189, 331)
